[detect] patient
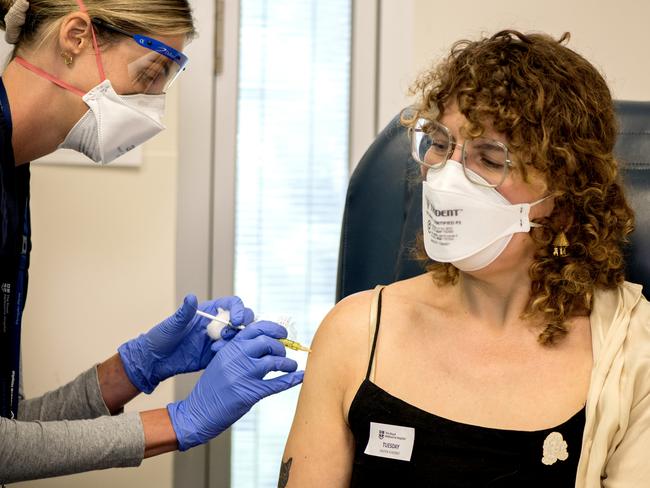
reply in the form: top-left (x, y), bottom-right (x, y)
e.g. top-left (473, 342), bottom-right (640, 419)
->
top-left (280, 30), bottom-right (650, 487)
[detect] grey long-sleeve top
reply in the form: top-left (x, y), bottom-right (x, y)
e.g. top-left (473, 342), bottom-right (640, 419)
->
top-left (0, 365), bottom-right (145, 483)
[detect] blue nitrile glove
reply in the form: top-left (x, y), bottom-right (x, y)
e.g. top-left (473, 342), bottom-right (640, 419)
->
top-left (167, 320), bottom-right (304, 451)
top-left (118, 294), bottom-right (254, 394)
top-left (210, 323), bottom-right (241, 355)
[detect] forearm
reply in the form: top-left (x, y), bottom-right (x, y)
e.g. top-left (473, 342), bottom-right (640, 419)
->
top-left (98, 353), bottom-right (141, 415)
top-left (0, 413), bottom-right (144, 483)
top-left (18, 366), bottom-right (113, 421)
top-left (19, 356), bottom-right (141, 422)
top-left (4, 405), bottom-right (180, 482)
top-left (141, 408), bottom-right (179, 458)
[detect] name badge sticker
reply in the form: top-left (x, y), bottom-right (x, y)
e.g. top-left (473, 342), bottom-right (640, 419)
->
top-left (364, 422), bottom-right (415, 462)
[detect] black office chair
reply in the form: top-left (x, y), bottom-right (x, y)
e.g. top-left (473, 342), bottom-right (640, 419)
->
top-left (336, 102), bottom-right (650, 301)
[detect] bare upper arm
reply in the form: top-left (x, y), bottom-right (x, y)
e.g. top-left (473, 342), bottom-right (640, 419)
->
top-left (280, 290), bottom-right (373, 487)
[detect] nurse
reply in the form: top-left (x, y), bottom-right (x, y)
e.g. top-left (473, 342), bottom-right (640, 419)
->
top-left (0, 0), bottom-right (302, 482)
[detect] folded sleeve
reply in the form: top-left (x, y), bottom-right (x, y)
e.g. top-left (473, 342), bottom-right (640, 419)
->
top-left (0, 411), bottom-right (144, 483)
top-left (601, 392), bottom-right (650, 487)
top-left (18, 366), bottom-right (112, 422)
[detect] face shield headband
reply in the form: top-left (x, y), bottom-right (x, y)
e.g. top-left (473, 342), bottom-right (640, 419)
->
top-left (91, 17), bottom-right (189, 94)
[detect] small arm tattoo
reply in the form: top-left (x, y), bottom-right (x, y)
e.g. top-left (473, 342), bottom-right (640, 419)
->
top-left (278, 457), bottom-right (293, 488)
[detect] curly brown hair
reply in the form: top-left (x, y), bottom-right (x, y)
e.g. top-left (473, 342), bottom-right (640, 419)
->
top-left (405, 30), bottom-right (635, 345)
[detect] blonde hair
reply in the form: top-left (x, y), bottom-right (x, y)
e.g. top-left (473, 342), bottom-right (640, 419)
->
top-left (0, 0), bottom-right (195, 53)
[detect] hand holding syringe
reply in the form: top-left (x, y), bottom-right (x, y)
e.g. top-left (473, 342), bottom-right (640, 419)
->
top-left (196, 309), bottom-right (312, 353)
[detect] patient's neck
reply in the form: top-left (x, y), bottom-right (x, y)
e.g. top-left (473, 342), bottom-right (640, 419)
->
top-left (456, 264), bottom-right (535, 334)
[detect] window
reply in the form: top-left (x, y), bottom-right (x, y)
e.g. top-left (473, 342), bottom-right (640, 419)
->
top-left (232, 0), bottom-right (352, 485)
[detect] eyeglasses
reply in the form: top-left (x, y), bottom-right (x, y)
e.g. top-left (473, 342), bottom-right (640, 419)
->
top-left (92, 18), bottom-right (190, 95)
top-left (410, 118), bottom-right (514, 188)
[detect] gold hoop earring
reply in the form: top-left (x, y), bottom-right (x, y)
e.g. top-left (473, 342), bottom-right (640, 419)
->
top-left (61, 51), bottom-right (73, 67)
top-left (552, 231), bottom-right (569, 257)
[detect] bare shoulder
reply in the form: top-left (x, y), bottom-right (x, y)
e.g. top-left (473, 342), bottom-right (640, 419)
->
top-left (315, 274), bottom-right (441, 350)
top-left (310, 278), bottom-right (436, 369)
top-left (310, 275), bottom-right (442, 397)
top-left (380, 272), bottom-right (451, 319)
top-left (316, 289), bottom-right (375, 343)
top-left (383, 273), bottom-right (438, 298)
top-left (307, 289), bottom-right (376, 391)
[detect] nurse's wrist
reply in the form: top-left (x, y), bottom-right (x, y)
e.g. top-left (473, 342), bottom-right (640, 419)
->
top-left (98, 353), bottom-right (141, 415)
top-left (117, 338), bottom-right (159, 394)
top-left (141, 408), bottom-right (179, 458)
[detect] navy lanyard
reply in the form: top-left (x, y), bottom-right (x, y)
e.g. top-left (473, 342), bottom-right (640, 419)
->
top-left (0, 76), bottom-right (30, 419)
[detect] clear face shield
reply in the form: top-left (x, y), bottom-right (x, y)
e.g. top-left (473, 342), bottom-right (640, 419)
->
top-left (92, 18), bottom-right (190, 95)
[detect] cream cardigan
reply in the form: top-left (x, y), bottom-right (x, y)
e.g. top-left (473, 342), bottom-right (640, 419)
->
top-left (576, 281), bottom-right (650, 487)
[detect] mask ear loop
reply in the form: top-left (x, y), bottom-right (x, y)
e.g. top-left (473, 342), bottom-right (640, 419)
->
top-left (74, 0), bottom-right (106, 83)
top-left (529, 193), bottom-right (555, 228)
top-left (14, 57), bottom-right (86, 97)
top-left (16, 0), bottom-right (106, 95)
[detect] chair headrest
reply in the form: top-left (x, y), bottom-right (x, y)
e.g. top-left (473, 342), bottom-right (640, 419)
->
top-left (614, 101), bottom-right (650, 290)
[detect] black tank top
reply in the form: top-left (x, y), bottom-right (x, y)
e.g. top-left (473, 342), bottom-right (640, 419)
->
top-left (347, 287), bottom-right (585, 487)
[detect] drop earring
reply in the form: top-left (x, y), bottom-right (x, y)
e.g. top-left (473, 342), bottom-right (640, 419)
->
top-left (61, 51), bottom-right (73, 67)
top-left (552, 231), bottom-right (569, 257)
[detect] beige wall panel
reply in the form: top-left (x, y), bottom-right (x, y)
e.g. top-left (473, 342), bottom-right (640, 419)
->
top-left (410, 0), bottom-right (650, 105)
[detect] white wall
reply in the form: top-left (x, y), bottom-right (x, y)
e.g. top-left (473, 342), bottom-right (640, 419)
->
top-left (13, 74), bottom-right (180, 488)
top-left (377, 0), bottom-right (650, 130)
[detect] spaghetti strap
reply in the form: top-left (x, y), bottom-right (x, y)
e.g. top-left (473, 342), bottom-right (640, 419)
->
top-left (365, 285), bottom-right (386, 381)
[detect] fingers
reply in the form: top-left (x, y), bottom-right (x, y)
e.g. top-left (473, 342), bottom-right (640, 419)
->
top-left (236, 320), bottom-right (288, 341)
top-left (256, 355), bottom-right (298, 376)
top-left (210, 339), bottom-right (227, 355)
top-left (259, 371), bottom-right (305, 397)
top-left (199, 296), bottom-right (256, 328)
top-left (173, 294), bottom-right (198, 330)
top-left (206, 296), bottom-right (247, 324)
top-left (209, 323), bottom-right (245, 353)
top-left (157, 294), bottom-right (198, 337)
top-left (209, 325), bottom-right (241, 354)
top-left (241, 307), bottom-right (255, 326)
top-left (222, 296), bottom-right (247, 325)
top-left (211, 325), bottom-right (287, 357)
top-left (198, 295), bottom-right (240, 318)
top-left (220, 325), bottom-right (240, 341)
top-left (241, 335), bottom-right (286, 359)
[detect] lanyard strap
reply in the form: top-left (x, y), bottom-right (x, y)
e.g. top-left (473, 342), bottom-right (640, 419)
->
top-left (0, 77), bottom-right (11, 133)
top-left (0, 77), bottom-right (29, 420)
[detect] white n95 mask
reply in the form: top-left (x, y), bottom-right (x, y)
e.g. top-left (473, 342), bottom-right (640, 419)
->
top-left (59, 80), bottom-right (166, 164)
top-left (14, 30), bottom-right (167, 166)
top-left (422, 160), bottom-right (546, 271)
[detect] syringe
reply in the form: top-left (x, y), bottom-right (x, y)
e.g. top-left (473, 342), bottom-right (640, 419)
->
top-left (276, 338), bottom-right (312, 353)
top-left (195, 310), bottom-right (312, 353)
